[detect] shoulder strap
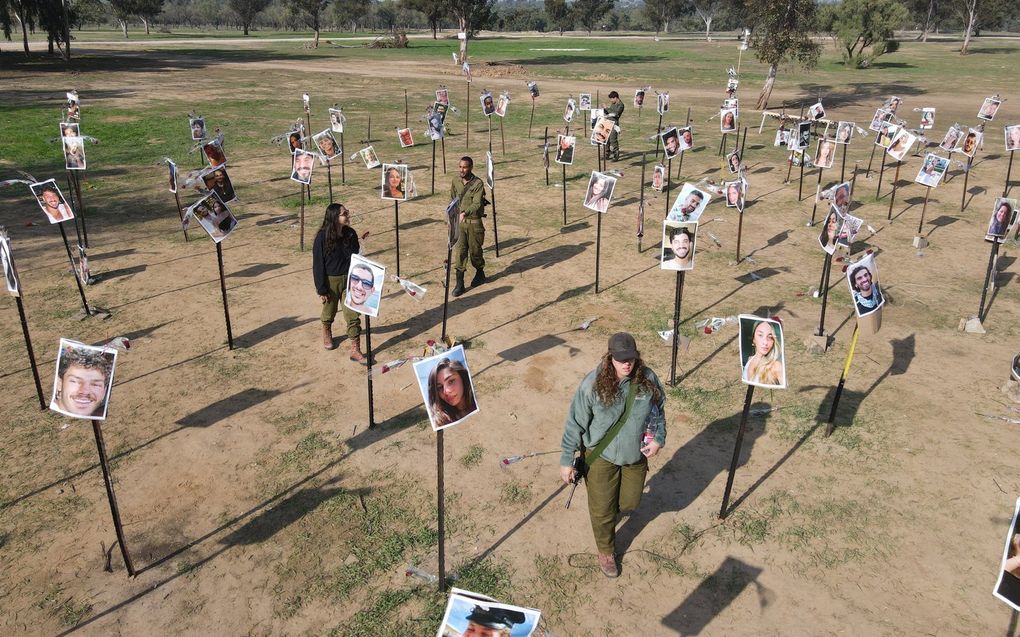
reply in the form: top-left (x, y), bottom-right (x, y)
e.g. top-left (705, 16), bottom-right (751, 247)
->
top-left (585, 381), bottom-right (638, 464)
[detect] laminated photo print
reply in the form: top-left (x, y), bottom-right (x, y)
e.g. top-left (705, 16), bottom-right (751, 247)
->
top-left (661, 127), bottom-right (682, 160)
top-left (634, 88), bottom-right (646, 108)
top-left (978, 97), bottom-right (1002, 122)
top-left (187, 191), bottom-right (237, 243)
top-left (203, 139), bottom-right (227, 168)
top-left (60, 122), bottom-right (79, 138)
top-left (726, 150), bottom-right (742, 174)
top-left (875, 122), bottom-right (899, 149)
top-left (291, 149), bottom-right (316, 185)
top-left (774, 128), bottom-right (790, 147)
top-left (661, 220), bottom-right (697, 272)
top-left (426, 110), bottom-right (446, 141)
top-left (328, 108), bottom-right (345, 133)
top-left (63, 136), bottom-right (86, 171)
top-left (788, 149), bottom-right (804, 167)
top-left (30, 179), bottom-right (75, 224)
top-left (50, 338), bottom-right (117, 421)
top-left (344, 253), bottom-right (386, 318)
top-left (993, 497), bottom-right (1020, 612)
top-left (398, 127), bottom-right (414, 148)
top-left (836, 213), bottom-right (863, 251)
top-left (302, 93), bottom-right (310, 114)
top-left (818, 208), bottom-right (844, 255)
top-left (563, 98), bottom-right (576, 123)
top-left (914, 153), bottom-right (950, 188)
top-left (808, 101), bottom-right (825, 121)
top-left (814, 138), bottom-right (836, 169)
top-left (359, 145), bottom-right (381, 169)
top-left (795, 122), bottom-right (812, 151)
top-left (1, 230), bottom-right (21, 297)
top-left (446, 197), bottom-right (460, 248)
top-left (846, 252), bottom-right (884, 318)
top-left (202, 166), bottom-right (237, 203)
top-left (724, 180), bottom-right (744, 209)
top-left (657, 92), bottom-right (670, 115)
top-left (1005, 124), bottom-right (1020, 152)
top-left (579, 93), bottom-right (591, 111)
top-left (960, 128), bottom-right (982, 158)
top-left (583, 171), bottom-right (617, 213)
top-left (495, 94), bottom-right (509, 118)
top-left (436, 589), bottom-right (540, 637)
top-left (886, 128), bottom-right (916, 161)
top-left (414, 345), bottom-right (480, 432)
top-left (312, 129), bottom-right (342, 163)
top-left (738, 315), bottom-right (786, 389)
top-left (986, 198), bottom-right (1018, 242)
top-left (868, 108), bottom-right (892, 132)
top-left (667, 183), bottom-right (711, 223)
top-left (436, 87), bottom-right (450, 105)
top-left (885, 95), bottom-right (902, 113)
top-left (720, 108), bottom-right (737, 133)
top-left (480, 91), bottom-right (496, 117)
top-left (830, 181), bottom-right (851, 215)
top-left (590, 116), bottom-right (614, 146)
top-left (381, 163), bottom-right (409, 201)
top-left (288, 129), bottom-right (305, 155)
top-left (940, 125), bottom-right (963, 152)
top-left (919, 108), bottom-right (935, 130)
top-left (190, 117), bottom-right (206, 141)
top-left (527, 81), bottom-right (539, 98)
top-left (555, 134), bottom-right (575, 165)
top-left (486, 151), bottom-right (494, 189)
top-left (168, 160), bottom-right (178, 194)
top-left (589, 108), bottom-right (604, 131)
top-left (66, 91), bottom-right (80, 120)
top-left (835, 121), bottom-right (854, 144)
top-left (677, 126), bottom-right (694, 152)
top-left (651, 164), bottom-right (665, 192)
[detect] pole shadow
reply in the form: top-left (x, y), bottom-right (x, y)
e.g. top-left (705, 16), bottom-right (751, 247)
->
top-left (661, 556), bottom-right (767, 636)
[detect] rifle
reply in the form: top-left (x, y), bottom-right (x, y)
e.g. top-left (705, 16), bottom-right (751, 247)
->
top-left (564, 453), bottom-right (586, 509)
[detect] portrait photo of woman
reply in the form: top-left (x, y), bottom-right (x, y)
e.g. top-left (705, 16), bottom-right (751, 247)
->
top-left (495, 94), bottom-right (509, 117)
top-left (203, 140), bottom-right (227, 168)
top-left (815, 138), bottom-right (836, 168)
top-left (188, 193), bottom-right (238, 243)
top-left (190, 117), bottom-right (205, 140)
top-left (994, 498), bottom-right (1020, 612)
top-left (739, 315), bottom-right (786, 389)
top-left (720, 108), bottom-right (737, 133)
top-left (818, 210), bottom-right (841, 255)
top-left (986, 198), bottom-right (1017, 241)
top-left (413, 344), bottom-right (479, 431)
top-left (940, 126), bottom-right (962, 152)
top-left (914, 153), bottom-right (949, 188)
top-left (726, 150), bottom-right (742, 174)
top-left (359, 146), bottom-right (380, 169)
top-left (1005, 125), bottom-right (1020, 153)
top-left (397, 128), bottom-right (414, 148)
top-left (63, 136), bottom-right (86, 170)
top-left (381, 163), bottom-right (408, 201)
top-left (652, 164), bottom-right (665, 192)
top-left (329, 108), bottom-right (345, 133)
top-left (725, 181), bottom-right (743, 208)
top-left (835, 121), bottom-right (854, 144)
top-left (313, 130), bottom-right (342, 162)
top-left (563, 98), bottom-right (576, 123)
top-left (919, 108), bottom-right (935, 130)
top-left (289, 130), bottom-right (303, 154)
top-left (583, 171), bottom-right (616, 213)
top-left (886, 129), bottom-right (916, 162)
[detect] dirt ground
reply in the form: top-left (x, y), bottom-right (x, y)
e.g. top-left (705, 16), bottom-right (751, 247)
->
top-left (1, 38), bottom-right (1019, 636)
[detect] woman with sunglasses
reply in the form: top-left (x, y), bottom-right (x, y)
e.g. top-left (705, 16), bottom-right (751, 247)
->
top-left (313, 203), bottom-right (370, 361)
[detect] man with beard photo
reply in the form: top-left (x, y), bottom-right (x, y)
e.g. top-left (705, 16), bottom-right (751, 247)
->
top-left (50, 342), bottom-right (116, 420)
top-left (848, 260), bottom-right (883, 317)
top-left (662, 223), bottom-right (695, 271)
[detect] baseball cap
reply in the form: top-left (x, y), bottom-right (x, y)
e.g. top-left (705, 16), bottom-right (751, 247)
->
top-left (608, 332), bottom-right (638, 361)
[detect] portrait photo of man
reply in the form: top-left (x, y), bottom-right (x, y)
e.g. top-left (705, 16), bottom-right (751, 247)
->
top-left (634, 88), bottom-right (645, 107)
top-left (846, 253), bottom-right (884, 318)
top-left (480, 91), bottom-right (495, 117)
top-left (328, 108), bottom-right (345, 133)
top-left (563, 98), bottom-right (576, 123)
top-left (168, 160), bottom-right (178, 194)
top-left (190, 117), bottom-right (205, 141)
top-left (920, 108), bottom-right (935, 130)
top-left (202, 167), bottom-right (236, 203)
top-left (495, 94), bottom-right (509, 118)
top-left (66, 92), bottom-right (80, 120)
top-left (661, 127), bottom-right (681, 160)
top-left (436, 87), bottom-right (450, 105)
top-left (914, 153), bottom-right (950, 189)
top-left (831, 181), bottom-right (851, 215)
top-left (652, 164), bottom-right (665, 192)
top-left (527, 81), bottom-right (539, 98)
top-left (344, 254), bottom-right (385, 318)
top-left (667, 183), bottom-right (710, 223)
top-left (579, 93), bottom-right (591, 111)
top-left (49, 338), bottom-right (117, 421)
top-left (1005, 125), bottom-right (1020, 152)
top-left (796, 122), bottom-right (812, 151)
top-left (978, 97), bottom-right (1002, 121)
top-left (555, 134), bottom-right (575, 165)
top-left (313, 129), bottom-right (342, 162)
top-left (808, 101), bottom-right (825, 121)
top-left (397, 127), bottom-right (414, 148)
top-left (30, 179), bottom-right (75, 224)
top-left (291, 149), bottom-right (315, 184)
top-left (657, 92), bottom-right (670, 115)
top-left (961, 128), bottom-right (982, 157)
top-left (187, 192), bottom-right (238, 243)
top-left (677, 126), bottom-right (693, 151)
top-left (437, 590), bottom-right (540, 637)
top-left (661, 220), bottom-right (697, 272)
top-left (590, 116), bottom-right (614, 146)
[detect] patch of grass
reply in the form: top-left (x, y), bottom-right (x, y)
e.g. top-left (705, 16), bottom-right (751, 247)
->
top-left (499, 480), bottom-right (532, 505)
top-left (278, 431), bottom-right (332, 472)
top-left (667, 382), bottom-right (730, 419)
top-left (265, 402), bottom-right (334, 436)
top-left (460, 444), bottom-right (484, 468)
top-left (531, 554), bottom-right (577, 622)
top-left (36, 584), bottom-right (94, 627)
top-left (453, 557), bottom-right (515, 602)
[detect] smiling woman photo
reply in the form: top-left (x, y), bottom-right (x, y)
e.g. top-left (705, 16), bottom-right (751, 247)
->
top-left (740, 317), bottom-right (786, 388)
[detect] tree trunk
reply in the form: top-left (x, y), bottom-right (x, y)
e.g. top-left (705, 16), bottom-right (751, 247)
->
top-left (756, 63), bottom-right (777, 110)
top-left (143, 18), bottom-right (150, 35)
top-left (458, 18), bottom-right (468, 63)
top-left (16, 8), bottom-right (29, 55)
top-left (120, 20), bottom-right (128, 38)
top-left (960, 2), bottom-right (976, 54)
top-left (313, 27), bottom-right (320, 48)
top-left (243, 21), bottom-right (250, 35)
top-left (704, 17), bottom-right (712, 41)
top-left (920, 0), bottom-right (934, 42)
top-left (432, 24), bottom-right (437, 39)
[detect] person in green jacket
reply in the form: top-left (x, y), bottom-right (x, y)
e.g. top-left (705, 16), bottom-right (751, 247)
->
top-left (450, 156), bottom-right (487, 296)
top-left (560, 332), bottom-right (666, 578)
top-left (604, 91), bottom-right (625, 161)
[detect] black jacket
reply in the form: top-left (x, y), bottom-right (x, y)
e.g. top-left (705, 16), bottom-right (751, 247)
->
top-left (312, 226), bottom-right (360, 296)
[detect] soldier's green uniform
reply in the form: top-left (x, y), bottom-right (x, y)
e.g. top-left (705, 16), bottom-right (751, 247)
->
top-left (450, 171), bottom-right (486, 290)
top-left (605, 95), bottom-right (625, 161)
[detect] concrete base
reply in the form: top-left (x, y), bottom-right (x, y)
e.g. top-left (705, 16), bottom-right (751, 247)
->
top-left (912, 236), bottom-right (928, 249)
top-left (73, 306), bottom-right (112, 321)
top-left (958, 316), bottom-right (985, 334)
top-left (805, 333), bottom-right (830, 354)
top-left (1002, 379), bottom-right (1020, 403)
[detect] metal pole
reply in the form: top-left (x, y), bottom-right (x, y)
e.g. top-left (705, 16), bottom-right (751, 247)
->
top-left (887, 161), bottom-right (901, 221)
top-left (961, 155), bottom-right (975, 211)
top-left (58, 223), bottom-right (90, 316)
top-left (669, 271), bottom-right (685, 386)
top-left (340, 132), bottom-right (346, 184)
top-left (327, 161), bottom-right (333, 203)
top-left (1005, 152), bottom-right (1015, 197)
top-left (594, 207), bottom-right (602, 294)
top-left (665, 157), bottom-right (672, 217)
top-left (865, 144), bottom-right (877, 178)
top-left (491, 167), bottom-right (499, 257)
top-left (876, 153), bottom-right (887, 199)
top-left (215, 243), bottom-right (234, 350)
top-left (735, 204), bottom-right (745, 262)
top-left (840, 143), bottom-right (848, 182)
top-left (394, 201), bottom-right (401, 277)
top-left (545, 127), bottom-right (550, 186)
top-left (172, 190), bottom-right (189, 242)
top-left (366, 316), bottom-right (375, 427)
top-left (825, 324), bottom-right (860, 436)
top-left (92, 421), bottom-right (136, 577)
top-left (816, 252), bottom-right (833, 337)
top-left (299, 185), bottom-right (305, 252)
top-left (562, 163), bottom-right (567, 226)
top-left (978, 240), bottom-right (1001, 321)
top-left (528, 98), bottom-right (535, 139)
top-left (719, 384), bottom-right (756, 518)
top-left (917, 186), bottom-right (931, 234)
top-left (441, 245), bottom-right (453, 341)
top-left (810, 166), bottom-right (824, 225)
top-left (71, 171), bottom-right (90, 248)
top-left (15, 296), bottom-right (46, 410)
top-left (638, 152), bottom-right (647, 252)
top-left (465, 81), bottom-right (470, 149)
top-left (798, 153), bottom-right (806, 200)
top-left (654, 114), bottom-right (663, 158)
top-left (436, 427), bottom-right (446, 592)
top-left (499, 116), bottom-right (505, 156)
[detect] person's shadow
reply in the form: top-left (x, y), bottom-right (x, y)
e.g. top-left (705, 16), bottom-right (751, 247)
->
top-left (615, 401), bottom-right (774, 560)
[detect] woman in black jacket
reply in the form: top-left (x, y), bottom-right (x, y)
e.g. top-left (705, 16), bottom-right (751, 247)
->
top-left (313, 203), bottom-right (369, 361)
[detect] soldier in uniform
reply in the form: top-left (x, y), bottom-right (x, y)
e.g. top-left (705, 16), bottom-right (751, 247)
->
top-left (604, 90), bottom-right (625, 161)
top-left (450, 156), bottom-right (487, 297)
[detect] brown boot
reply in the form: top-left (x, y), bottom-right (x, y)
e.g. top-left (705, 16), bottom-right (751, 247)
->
top-left (322, 323), bottom-right (334, 350)
top-left (349, 338), bottom-right (367, 364)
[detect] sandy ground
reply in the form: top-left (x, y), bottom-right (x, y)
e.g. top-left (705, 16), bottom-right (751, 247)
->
top-left (1, 40), bottom-right (1019, 636)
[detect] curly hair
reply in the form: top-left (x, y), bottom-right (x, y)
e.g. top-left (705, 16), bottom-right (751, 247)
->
top-left (594, 353), bottom-right (660, 406)
top-left (58, 346), bottom-right (113, 384)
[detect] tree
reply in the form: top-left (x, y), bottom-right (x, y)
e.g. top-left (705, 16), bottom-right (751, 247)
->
top-left (229, 0), bottom-right (272, 35)
top-left (643, 0), bottom-right (681, 36)
top-left (573, 0), bottom-right (613, 33)
top-left (108, 0), bottom-right (139, 37)
top-left (288, 0), bottom-right (330, 47)
top-left (135, 0), bottom-right (164, 34)
top-left (449, 0), bottom-right (494, 63)
top-left (403, 0), bottom-right (443, 37)
top-left (742, 0), bottom-right (821, 110)
top-left (544, 0), bottom-right (573, 34)
top-left (332, 0), bottom-right (369, 32)
top-left (820, 0), bottom-right (907, 68)
top-left (692, 0), bottom-right (722, 40)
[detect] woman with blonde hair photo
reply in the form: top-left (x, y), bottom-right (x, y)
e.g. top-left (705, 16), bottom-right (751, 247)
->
top-left (740, 317), bottom-right (786, 388)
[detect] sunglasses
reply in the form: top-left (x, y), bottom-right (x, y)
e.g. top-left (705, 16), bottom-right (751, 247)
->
top-left (350, 274), bottom-right (374, 289)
